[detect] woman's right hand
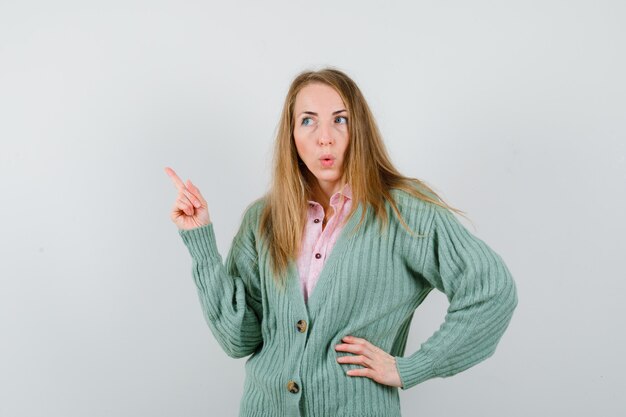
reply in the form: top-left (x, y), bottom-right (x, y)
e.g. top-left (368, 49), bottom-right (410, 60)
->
top-left (164, 166), bottom-right (211, 230)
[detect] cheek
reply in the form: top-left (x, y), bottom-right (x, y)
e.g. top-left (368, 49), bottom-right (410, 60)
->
top-left (336, 127), bottom-right (349, 143)
top-left (293, 135), bottom-right (310, 159)
top-left (339, 134), bottom-right (349, 156)
top-left (293, 130), bottom-right (303, 150)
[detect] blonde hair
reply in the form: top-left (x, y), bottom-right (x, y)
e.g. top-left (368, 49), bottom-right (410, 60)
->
top-left (258, 66), bottom-right (466, 291)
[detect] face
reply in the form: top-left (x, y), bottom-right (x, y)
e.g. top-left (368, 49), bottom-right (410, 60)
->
top-left (293, 82), bottom-right (349, 195)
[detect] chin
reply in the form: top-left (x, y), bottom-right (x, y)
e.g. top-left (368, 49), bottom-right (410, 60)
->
top-left (313, 173), bottom-right (341, 182)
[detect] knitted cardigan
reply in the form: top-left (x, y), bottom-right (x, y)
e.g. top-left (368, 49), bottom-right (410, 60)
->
top-left (178, 188), bottom-right (518, 417)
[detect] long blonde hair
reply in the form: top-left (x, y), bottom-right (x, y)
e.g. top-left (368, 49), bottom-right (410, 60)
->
top-left (258, 67), bottom-right (465, 291)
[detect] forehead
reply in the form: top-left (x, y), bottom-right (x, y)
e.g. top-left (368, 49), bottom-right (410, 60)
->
top-left (294, 82), bottom-right (345, 111)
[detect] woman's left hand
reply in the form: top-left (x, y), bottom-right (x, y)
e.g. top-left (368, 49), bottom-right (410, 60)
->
top-left (335, 335), bottom-right (403, 388)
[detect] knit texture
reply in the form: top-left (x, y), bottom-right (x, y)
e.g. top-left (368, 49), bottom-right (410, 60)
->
top-left (178, 188), bottom-right (518, 417)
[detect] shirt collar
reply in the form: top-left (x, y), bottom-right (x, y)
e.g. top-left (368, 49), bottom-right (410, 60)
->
top-left (307, 183), bottom-right (352, 207)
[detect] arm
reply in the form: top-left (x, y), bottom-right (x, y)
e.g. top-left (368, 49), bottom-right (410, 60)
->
top-left (178, 207), bottom-right (263, 359)
top-left (395, 205), bottom-right (519, 390)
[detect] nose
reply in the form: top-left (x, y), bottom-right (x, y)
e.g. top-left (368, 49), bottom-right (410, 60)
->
top-left (318, 124), bottom-right (334, 146)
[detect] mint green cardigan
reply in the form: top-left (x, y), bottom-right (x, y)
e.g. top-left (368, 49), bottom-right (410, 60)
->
top-left (178, 189), bottom-right (518, 417)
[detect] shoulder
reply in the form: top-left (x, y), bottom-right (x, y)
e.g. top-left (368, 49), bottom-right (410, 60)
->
top-left (390, 187), bottom-right (439, 217)
top-left (237, 195), bottom-right (268, 235)
top-left (230, 196), bottom-right (268, 256)
top-left (243, 195), bottom-right (267, 218)
top-left (388, 187), bottom-right (458, 238)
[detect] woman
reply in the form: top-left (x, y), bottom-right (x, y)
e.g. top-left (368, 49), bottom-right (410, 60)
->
top-left (165, 67), bottom-right (518, 417)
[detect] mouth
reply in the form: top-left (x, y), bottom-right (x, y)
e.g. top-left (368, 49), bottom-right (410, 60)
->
top-left (319, 154), bottom-right (336, 167)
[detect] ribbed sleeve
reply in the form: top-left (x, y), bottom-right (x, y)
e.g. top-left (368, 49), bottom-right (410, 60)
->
top-left (178, 222), bottom-right (221, 261)
top-left (395, 205), bottom-right (519, 390)
top-left (178, 217), bottom-right (263, 359)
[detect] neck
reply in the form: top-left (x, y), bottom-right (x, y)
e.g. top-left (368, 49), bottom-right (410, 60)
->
top-left (311, 181), bottom-right (345, 206)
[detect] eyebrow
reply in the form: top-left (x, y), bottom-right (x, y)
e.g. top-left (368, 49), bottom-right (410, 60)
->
top-left (299, 109), bottom-right (347, 117)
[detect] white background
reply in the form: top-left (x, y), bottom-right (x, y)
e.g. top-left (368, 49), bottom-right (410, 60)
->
top-left (1, 1), bottom-right (624, 416)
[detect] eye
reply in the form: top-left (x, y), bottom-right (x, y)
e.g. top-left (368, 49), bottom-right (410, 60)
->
top-left (301, 117), bottom-right (313, 126)
top-left (335, 116), bottom-right (348, 124)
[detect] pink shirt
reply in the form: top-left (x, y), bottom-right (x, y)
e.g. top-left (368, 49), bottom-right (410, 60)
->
top-left (296, 183), bottom-right (353, 304)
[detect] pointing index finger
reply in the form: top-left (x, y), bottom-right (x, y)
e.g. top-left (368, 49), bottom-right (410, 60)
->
top-left (164, 166), bottom-right (186, 191)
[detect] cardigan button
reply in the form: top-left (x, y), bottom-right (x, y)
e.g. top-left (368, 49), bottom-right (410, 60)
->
top-left (287, 380), bottom-right (300, 393)
top-left (296, 319), bottom-right (307, 333)
top-left (313, 218), bottom-right (320, 223)
top-left (315, 253), bottom-right (321, 259)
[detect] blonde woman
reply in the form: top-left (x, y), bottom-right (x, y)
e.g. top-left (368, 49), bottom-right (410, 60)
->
top-left (165, 67), bottom-right (518, 417)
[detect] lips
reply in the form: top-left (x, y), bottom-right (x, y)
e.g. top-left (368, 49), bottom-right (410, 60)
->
top-left (319, 154), bottom-right (336, 167)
